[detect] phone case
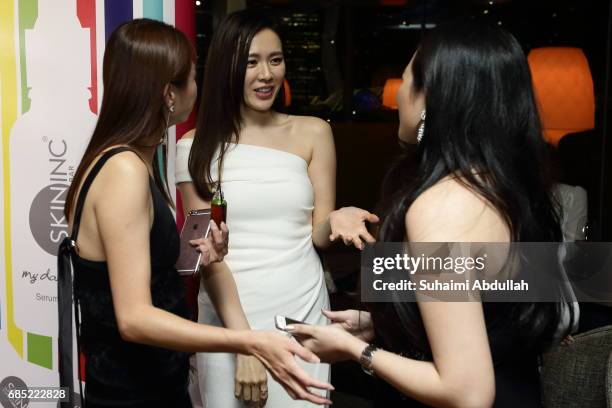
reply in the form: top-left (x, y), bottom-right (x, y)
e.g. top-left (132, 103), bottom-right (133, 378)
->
top-left (176, 209), bottom-right (212, 276)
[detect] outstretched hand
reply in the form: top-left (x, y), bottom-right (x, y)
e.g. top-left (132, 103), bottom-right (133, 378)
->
top-left (249, 331), bottom-right (334, 405)
top-left (329, 207), bottom-right (379, 250)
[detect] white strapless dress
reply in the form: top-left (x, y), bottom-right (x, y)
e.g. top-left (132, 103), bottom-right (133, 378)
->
top-left (176, 139), bottom-right (330, 408)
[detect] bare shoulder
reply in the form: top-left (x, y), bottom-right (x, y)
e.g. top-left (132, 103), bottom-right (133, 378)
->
top-left (291, 115), bottom-right (332, 139)
top-left (85, 150), bottom-right (154, 232)
top-left (180, 129), bottom-right (196, 140)
top-left (409, 177), bottom-right (488, 217)
top-left (406, 177), bottom-right (509, 242)
top-left (94, 150), bottom-right (150, 193)
top-left (283, 115), bottom-right (333, 163)
top-left (104, 150), bottom-right (149, 177)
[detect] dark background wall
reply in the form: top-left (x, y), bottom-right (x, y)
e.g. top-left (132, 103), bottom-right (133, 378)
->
top-left (190, 2), bottom-right (612, 405)
top-left (194, 0), bottom-right (612, 240)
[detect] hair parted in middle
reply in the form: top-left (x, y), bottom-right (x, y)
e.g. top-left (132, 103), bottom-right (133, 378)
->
top-left (188, 9), bottom-right (285, 200)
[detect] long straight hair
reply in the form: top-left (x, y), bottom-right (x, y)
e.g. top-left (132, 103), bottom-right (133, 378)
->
top-left (65, 19), bottom-right (195, 218)
top-left (372, 22), bottom-right (563, 354)
top-left (188, 10), bottom-right (284, 200)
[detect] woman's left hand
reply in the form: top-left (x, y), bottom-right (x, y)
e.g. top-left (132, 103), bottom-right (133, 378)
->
top-left (189, 220), bottom-right (229, 266)
top-left (287, 323), bottom-right (367, 363)
top-left (329, 207), bottom-right (379, 250)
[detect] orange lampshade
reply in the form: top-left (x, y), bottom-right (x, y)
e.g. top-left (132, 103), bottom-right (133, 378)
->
top-left (382, 78), bottom-right (402, 109)
top-left (528, 47), bottom-right (595, 146)
top-left (283, 79), bottom-right (291, 107)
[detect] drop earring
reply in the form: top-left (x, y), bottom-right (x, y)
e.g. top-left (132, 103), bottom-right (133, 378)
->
top-left (161, 105), bottom-right (175, 146)
top-left (417, 109), bottom-right (426, 144)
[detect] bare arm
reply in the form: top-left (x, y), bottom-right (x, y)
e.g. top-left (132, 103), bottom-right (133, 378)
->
top-left (306, 119), bottom-right (379, 250)
top-left (96, 152), bottom-right (332, 405)
top-left (179, 179), bottom-right (274, 404)
top-left (371, 181), bottom-right (503, 406)
top-left (369, 185), bottom-right (499, 407)
top-left (178, 178), bottom-right (250, 331)
top-left (96, 153), bottom-right (250, 351)
top-left (308, 119), bottom-right (337, 249)
top-left (293, 180), bottom-right (505, 407)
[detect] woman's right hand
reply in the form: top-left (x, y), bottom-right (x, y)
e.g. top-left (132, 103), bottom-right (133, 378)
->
top-left (248, 331), bottom-right (334, 405)
top-left (189, 220), bottom-right (229, 266)
top-left (235, 354), bottom-right (268, 407)
top-left (322, 309), bottom-right (375, 342)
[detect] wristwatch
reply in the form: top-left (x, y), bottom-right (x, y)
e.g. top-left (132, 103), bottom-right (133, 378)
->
top-left (359, 344), bottom-right (379, 376)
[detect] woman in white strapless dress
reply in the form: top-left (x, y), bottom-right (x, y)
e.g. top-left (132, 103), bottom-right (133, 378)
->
top-left (175, 10), bottom-right (378, 408)
top-left (177, 139), bottom-right (334, 407)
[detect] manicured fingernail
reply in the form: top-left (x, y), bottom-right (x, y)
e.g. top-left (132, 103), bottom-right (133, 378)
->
top-left (285, 325), bottom-right (295, 332)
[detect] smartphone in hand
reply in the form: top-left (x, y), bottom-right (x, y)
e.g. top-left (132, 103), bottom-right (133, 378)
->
top-left (275, 315), bottom-right (308, 332)
top-left (176, 209), bottom-right (211, 276)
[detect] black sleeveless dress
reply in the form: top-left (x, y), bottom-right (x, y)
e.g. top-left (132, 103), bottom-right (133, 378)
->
top-left (58, 147), bottom-right (191, 407)
top-left (370, 302), bottom-right (544, 408)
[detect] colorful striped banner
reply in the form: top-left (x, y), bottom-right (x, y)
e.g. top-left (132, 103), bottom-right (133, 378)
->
top-left (77, 0), bottom-right (98, 114)
top-left (1, 0), bottom-right (24, 360)
top-left (1, 0), bottom-right (193, 389)
top-left (104, 0), bottom-right (133, 41)
top-left (17, 0), bottom-right (37, 114)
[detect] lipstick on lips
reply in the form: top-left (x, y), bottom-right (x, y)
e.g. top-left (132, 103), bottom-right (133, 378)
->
top-left (254, 85), bottom-right (275, 100)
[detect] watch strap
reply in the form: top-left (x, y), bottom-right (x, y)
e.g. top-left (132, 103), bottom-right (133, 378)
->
top-left (359, 343), bottom-right (379, 376)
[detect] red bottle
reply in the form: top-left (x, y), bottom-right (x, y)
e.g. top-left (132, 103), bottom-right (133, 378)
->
top-left (211, 188), bottom-right (227, 225)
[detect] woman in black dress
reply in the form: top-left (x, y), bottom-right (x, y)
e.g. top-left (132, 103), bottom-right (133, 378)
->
top-left (290, 22), bottom-right (567, 407)
top-left (58, 19), bottom-right (332, 408)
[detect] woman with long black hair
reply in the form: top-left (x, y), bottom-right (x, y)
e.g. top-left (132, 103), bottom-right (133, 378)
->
top-left (59, 18), bottom-right (332, 408)
top-left (290, 22), bottom-right (567, 407)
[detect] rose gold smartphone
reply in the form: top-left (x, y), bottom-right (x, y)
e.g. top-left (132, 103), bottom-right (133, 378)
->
top-left (176, 209), bottom-right (211, 276)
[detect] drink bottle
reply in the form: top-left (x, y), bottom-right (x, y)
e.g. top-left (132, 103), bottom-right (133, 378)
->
top-left (211, 187), bottom-right (227, 225)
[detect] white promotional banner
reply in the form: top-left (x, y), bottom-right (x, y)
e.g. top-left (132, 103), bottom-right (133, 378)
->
top-left (0, 0), bottom-right (176, 406)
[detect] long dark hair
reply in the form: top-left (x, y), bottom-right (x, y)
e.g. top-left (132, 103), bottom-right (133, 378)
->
top-left (65, 19), bottom-right (195, 218)
top-left (189, 10), bottom-right (284, 200)
top-left (372, 22), bottom-right (563, 355)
